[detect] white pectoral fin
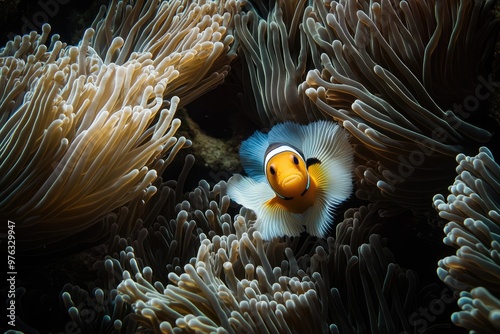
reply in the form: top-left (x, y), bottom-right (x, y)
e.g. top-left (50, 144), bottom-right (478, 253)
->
top-left (302, 165), bottom-right (352, 238)
top-left (303, 121), bottom-right (354, 234)
top-left (227, 174), bottom-right (275, 209)
top-left (267, 122), bottom-right (305, 149)
top-left (299, 121), bottom-right (354, 203)
top-left (301, 121), bottom-right (352, 169)
top-left (255, 203), bottom-right (305, 240)
top-left (239, 131), bottom-right (269, 183)
top-left (227, 174), bottom-right (305, 240)
top-left (302, 196), bottom-right (337, 238)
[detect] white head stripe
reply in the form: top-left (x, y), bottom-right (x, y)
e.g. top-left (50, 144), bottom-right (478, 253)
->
top-left (264, 145), bottom-right (303, 177)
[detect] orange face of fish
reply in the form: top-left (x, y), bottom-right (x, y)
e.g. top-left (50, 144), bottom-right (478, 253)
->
top-left (266, 151), bottom-right (308, 198)
top-left (264, 145), bottom-right (317, 214)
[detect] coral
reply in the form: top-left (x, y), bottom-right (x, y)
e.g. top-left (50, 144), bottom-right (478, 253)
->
top-left (433, 146), bottom-right (500, 332)
top-left (180, 109), bottom-right (241, 172)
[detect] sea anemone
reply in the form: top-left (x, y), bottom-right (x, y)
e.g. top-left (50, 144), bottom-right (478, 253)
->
top-left (235, 0), bottom-right (497, 212)
top-left (0, 0), bottom-right (244, 251)
top-left (89, 0), bottom-right (242, 105)
top-left (234, 0), bottom-right (321, 125)
top-left (301, 0), bottom-right (496, 213)
top-left (433, 146), bottom-right (500, 332)
top-left (63, 176), bottom-right (416, 332)
top-left (2, 0), bottom-right (497, 332)
top-left (0, 26), bottom-right (186, 250)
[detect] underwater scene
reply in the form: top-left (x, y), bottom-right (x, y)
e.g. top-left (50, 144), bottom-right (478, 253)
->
top-left (1, 0), bottom-right (499, 333)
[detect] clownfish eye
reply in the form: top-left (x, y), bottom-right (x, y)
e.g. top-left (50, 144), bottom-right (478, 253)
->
top-left (292, 155), bottom-right (299, 165)
top-left (269, 165), bottom-right (276, 175)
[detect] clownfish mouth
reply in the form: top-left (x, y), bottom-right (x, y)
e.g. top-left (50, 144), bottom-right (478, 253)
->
top-left (281, 174), bottom-right (303, 187)
top-left (279, 174), bottom-right (309, 199)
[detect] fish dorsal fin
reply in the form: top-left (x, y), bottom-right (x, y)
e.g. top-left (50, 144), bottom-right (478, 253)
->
top-left (306, 157), bottom-right (321, 167)
top-left (239, 130), bottom-right (268, 183)
top-left (300, 121), bottom-right (352, 165)
top-left (268, 122), bottom-right (305, 150)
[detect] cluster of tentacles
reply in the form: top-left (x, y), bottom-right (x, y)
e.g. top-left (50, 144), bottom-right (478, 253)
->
top-left (0, 0), bottom-right (498, 333)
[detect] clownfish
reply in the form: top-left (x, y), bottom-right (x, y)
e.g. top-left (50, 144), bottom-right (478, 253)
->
top-left (227, 120), bottom-right (354, 240)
